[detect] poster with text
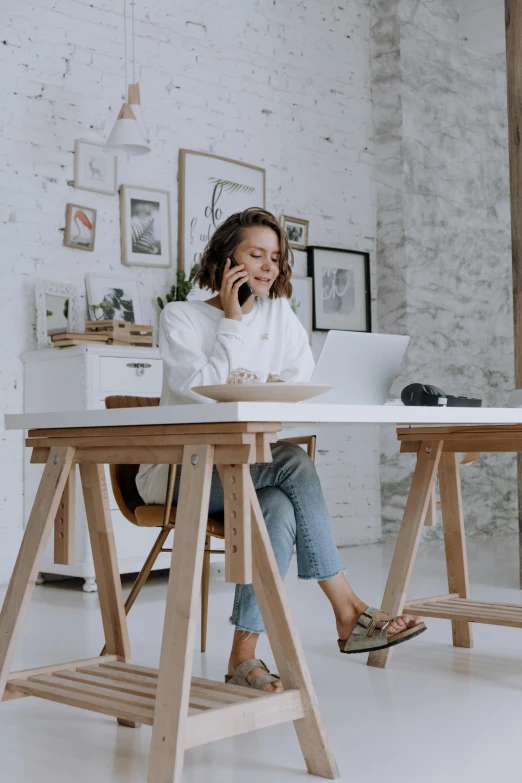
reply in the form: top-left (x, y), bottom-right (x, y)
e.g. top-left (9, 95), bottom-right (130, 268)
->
top-left (179, 150), bottom-right (265, 288)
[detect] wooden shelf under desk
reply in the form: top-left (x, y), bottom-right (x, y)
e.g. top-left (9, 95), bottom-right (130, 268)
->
top-left (5, 658), bottom-right (304, 747)
top-left (405, 595), bottom-right (522, 628)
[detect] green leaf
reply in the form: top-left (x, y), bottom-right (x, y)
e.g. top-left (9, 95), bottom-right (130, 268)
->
top-left (158, 267), bottom-right (197, 308)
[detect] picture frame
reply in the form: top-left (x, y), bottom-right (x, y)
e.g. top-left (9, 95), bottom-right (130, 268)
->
top-left (74, 139), bottom-right (117, 195)
top-left (64, 203), bottom-right (97, 251)
top-left (307, 246), bottom-right (371, 332)
top-left (85, 274), bottom-right (143, 324)
top-left (35, 279), bottom-right (83, 348)
top-left (120, 185), bottom-right (172, 268)
top-left (280, 215), bottom-right (309, 251)
top-left (178, 149), bottom-right (266, 277)
top-left (290, 276), bottom-right (313, 344)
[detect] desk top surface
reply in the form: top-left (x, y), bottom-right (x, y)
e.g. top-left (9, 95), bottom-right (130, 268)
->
top-left (6, 403), bottom-right (522, 430)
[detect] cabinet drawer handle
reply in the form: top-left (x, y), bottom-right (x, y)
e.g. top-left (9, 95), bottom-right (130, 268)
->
top-left (126, 362), bottom-right (152, 377)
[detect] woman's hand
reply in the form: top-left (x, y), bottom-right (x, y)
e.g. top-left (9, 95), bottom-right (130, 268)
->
top-left (220, 258), bottom-right (249, 321)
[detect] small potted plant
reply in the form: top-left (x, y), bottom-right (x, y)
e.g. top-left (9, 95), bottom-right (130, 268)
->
top-left (157, 266), bottom-right (199, 310)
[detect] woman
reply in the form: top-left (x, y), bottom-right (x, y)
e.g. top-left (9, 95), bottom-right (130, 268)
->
top-left (137, 207), bottom-right (425, 693)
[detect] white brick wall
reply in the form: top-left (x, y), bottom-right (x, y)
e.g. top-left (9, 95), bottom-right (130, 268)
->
top-left (0, 0), bottom-right (379, 583)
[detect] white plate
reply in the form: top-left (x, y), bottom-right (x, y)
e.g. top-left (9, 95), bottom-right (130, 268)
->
top-left (191, 382), bottom-right (333, 403)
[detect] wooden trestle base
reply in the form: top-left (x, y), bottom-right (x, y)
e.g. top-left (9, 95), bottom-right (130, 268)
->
top-left (0, 422), bottom-right (339, 783)
top-left (368, 425), bottom-right (522, 669)
top-left (6, 658), bottom-right (305, 746)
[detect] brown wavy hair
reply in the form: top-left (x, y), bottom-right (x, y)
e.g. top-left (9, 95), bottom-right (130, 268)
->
top-left (194, 207), bottom-right (293, 299)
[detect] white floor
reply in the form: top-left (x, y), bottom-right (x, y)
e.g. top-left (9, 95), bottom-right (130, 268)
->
top-left (1, 536), bottom-right (522, 783)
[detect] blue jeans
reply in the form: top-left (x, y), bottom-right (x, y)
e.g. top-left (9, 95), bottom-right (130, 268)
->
top-left (166, 440), bottom-right (344, 634)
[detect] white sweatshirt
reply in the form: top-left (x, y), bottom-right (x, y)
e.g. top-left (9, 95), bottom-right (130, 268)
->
top-left (136, 296), bottom-right (315, 501)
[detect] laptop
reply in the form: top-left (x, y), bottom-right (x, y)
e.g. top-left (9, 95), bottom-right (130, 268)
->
top-left (309, 331), bottom-right (410, 404)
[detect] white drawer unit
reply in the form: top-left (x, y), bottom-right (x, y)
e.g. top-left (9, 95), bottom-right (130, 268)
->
top-left (22, 344), bottom-right (172, 592)
top-left (98, 356), bottom-right (163, 395)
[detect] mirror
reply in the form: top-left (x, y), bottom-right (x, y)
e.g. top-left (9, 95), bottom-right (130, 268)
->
top-left (35, 280), bottom-right (82, 348)
top-left (45, 294), bottom-right (69, 335)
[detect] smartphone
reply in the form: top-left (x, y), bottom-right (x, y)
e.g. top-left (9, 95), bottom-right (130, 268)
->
top-left (229, 256), bottom-right (253, 306)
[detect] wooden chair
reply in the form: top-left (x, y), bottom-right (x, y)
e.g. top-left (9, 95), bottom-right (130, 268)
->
top-left (104, 395), bottom-right (317, 653)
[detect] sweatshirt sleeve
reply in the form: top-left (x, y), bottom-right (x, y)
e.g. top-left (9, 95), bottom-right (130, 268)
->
top-left (280, 300), bottom-right (315, 382)
top-left (159, 304), bottom-right (248, 402)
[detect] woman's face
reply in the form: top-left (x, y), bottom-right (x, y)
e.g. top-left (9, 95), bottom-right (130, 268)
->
top-left (232, 226), bottom-right (281, 297)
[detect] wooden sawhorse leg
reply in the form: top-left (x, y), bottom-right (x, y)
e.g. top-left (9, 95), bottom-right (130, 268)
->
top-left (439, 452), bottom-right (473, 648)
top-left (367, 440), bottom-right (443, 669)
top-left (100, 527), bottom-right (171, 658)
top-left (79, 463), bottom-right (135, 726)
top-left (0, 447), bottom-right (75, 698)
top-left (250, 481), bottom-right (339, 779)
top-left (54, 466), bottom-right (76, 565)
top-left (147, 444), bottom-right (215, 783)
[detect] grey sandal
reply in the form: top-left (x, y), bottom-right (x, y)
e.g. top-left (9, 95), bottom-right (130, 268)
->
top-left (338, 606), bottom-right (427, 654)
top-left (225, 658), bottom-right (281, 691)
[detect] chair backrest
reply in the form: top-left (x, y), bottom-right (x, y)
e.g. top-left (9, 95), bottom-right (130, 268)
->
top-left (105, 395), bottom-right (160, 522)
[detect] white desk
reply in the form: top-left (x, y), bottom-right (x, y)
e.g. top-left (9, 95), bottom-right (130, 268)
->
top-left (6, 402), bottom-right (522, 430)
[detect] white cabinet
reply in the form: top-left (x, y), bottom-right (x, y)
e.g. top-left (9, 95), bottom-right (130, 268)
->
top-left (23, 345), bottom-right (173, 592)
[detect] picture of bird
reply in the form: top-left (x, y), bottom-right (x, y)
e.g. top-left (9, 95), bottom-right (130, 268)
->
top-left (64, 204), bottom-right (96, 251)
top-left (71, 209), bottom-right (93, 244)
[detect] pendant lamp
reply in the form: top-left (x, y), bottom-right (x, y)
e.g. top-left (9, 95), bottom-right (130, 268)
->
top-left (128, 83), bottom-right (150, 144)
top-left (105, 0), bottom-right (150, 156)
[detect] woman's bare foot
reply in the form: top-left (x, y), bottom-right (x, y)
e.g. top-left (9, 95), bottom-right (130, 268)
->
top-left (228, 629), bottom-right (283, 693)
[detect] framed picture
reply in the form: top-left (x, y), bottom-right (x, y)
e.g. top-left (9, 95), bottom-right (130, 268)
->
top-left (74, 140), bottom-right (117, 195)
top-left (85, 274), bottom-right (143, 324)
top-left (35, 279), bottom-right (83, 348)
top-left (307, 246), bottom-right (371, 332)
top-left (280, 215), bottom-right (309, 251)
top-left (290, 276), bottom-right (313, 344)
top-left (179, 149), bottom-right (266, 276)
top-left (120, 185), bottom-right (172, 268)
top-left (64, 203), bottom-right (96, 251)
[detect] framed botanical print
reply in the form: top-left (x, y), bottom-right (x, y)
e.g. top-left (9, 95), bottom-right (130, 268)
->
top-left (178, 149), bottom-right (265, 276)
top-left (307, 246), bottom-right (371, 332)
top-left (120, 185), bottom-right (172, 268)
top-left (85, 274), bottom-right (143, 324)
top-left (74, 140), bottom-right (117, 195)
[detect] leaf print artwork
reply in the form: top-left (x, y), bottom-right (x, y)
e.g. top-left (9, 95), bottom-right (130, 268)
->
top-left (208, 178), bottom-right (255, 196)
top-left (132, 217), bottom-right (157, 254)
top-left (130, 198), bottom-right (162, 255)
top-left (89, 288), bottom-right (135, 323)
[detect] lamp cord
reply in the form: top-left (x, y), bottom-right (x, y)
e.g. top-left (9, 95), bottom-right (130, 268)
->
top-left (132, 0), bottom-right (136, 84)
top-left (123, 0), bottom-right (128, 100)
